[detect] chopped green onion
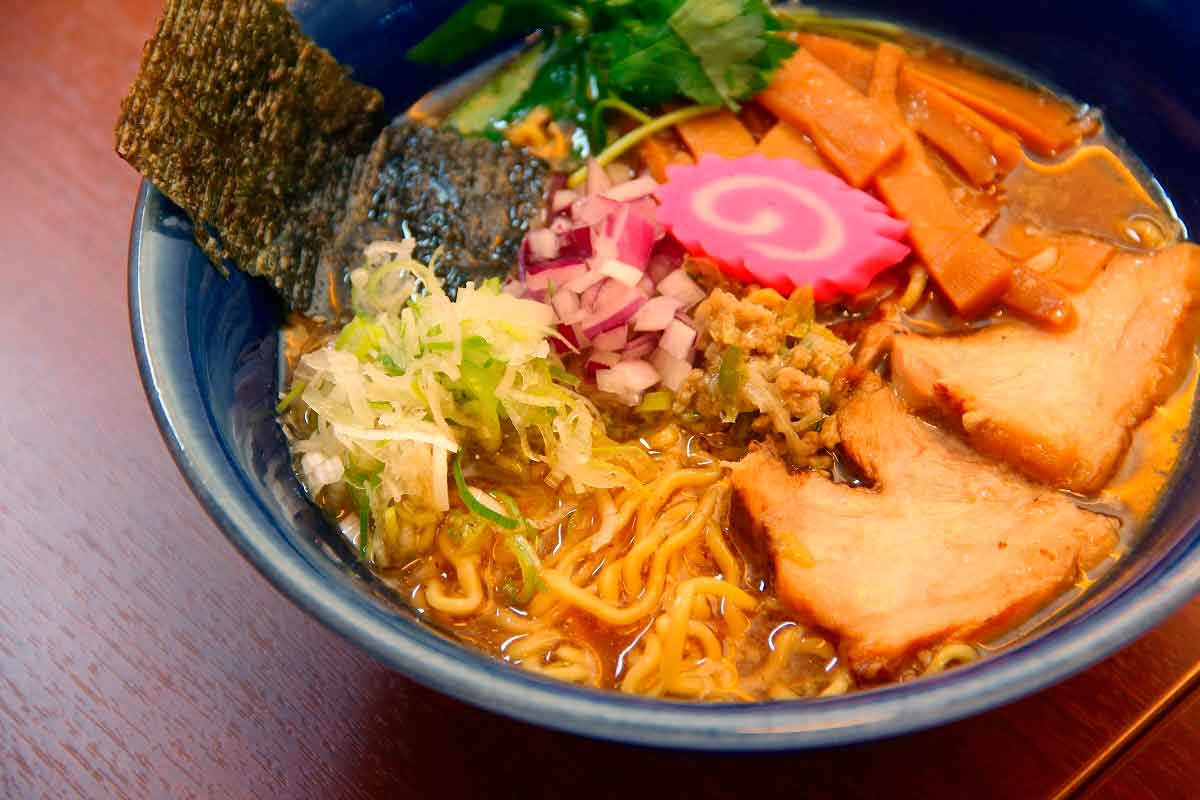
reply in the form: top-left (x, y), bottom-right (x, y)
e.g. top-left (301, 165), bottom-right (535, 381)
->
top-left (636, 390), bottom-right (674, 415)
top-left (504, 533), bottom-right (543, 604)
top-left (382, 503), bottom-right (401, 546)
top-left (336, 314), bottom-right (387, 360)
top-left (275, 380), bottom-right (307, 414)
top-left (377, 354), bottom-right (404, 375)
top-left (567, 105), bottom-right (721, 188)
top-left (549, 364), bottom-right (582, 387)
top-left (783, 285), bottom-right (816, 338)
top-left (718, 345), bottom-right (745, 420)
top-left (444, 510), bottom-right (491, 549)
top-left (452, 454), bottom-right (520, 530)
top-left (351, 485), bottom-right (372, 561)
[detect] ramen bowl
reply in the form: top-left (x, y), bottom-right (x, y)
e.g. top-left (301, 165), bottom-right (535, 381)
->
top-left (129, 0), bottom-right (1200, 750)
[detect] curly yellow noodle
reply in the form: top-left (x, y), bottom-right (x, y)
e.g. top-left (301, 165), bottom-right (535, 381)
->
top-left (547, 489), bottom-right (645, 574)
top-left (923, 642), bottom-right (979, 675)
top-left (686, 620), bottom-right (724, 662)
top-left (794, 635), bottom-right (837, 662)
top-left (597, 561), bottom-right (622, 603)
top-left (494, 607), bottom-right (556, 633)
top-left (425, 553), bottom-right (485, 615)
top-left (819, 667), bottom-right (853, 696)
top-left (724, 601), bottom-right (750, 641)
top-left (659, 577), bottom-right (758, 693)
top-left (622, 469), bottom-right (720, 595)
top-left (753, 626), bottom-right (800, 687)
top-left (620, 633), bottom-right (662, 694)
top-left (539, 484), bottom-right (720, 626)
top-left (394, 432), bottom-right (866, 701)
top-left (504, 629), bottom-right (562, 660)
top-left (705, 520), bottom-right (742, 584)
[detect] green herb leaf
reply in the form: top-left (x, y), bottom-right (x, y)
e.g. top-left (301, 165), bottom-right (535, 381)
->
top-left (418, 0), bottom-right (796, 151)
top-left (603, 25), bottom-right (722, 107)
top-left (668, 0), bottom-right (793, 109)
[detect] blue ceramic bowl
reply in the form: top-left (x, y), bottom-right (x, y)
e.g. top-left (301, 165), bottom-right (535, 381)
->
top-left (129, 0), bottom-right (1200, 750)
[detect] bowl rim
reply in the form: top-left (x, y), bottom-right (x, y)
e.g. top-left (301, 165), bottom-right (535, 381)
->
top-left (129, 180), bottom-right (1200, 750)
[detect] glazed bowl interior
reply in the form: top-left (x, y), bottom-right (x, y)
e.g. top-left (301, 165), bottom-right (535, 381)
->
top-left (130, 0), bottom-right (1200, 750)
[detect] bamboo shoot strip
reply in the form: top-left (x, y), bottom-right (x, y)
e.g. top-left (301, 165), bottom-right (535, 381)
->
top-left (757, 48), bottom-right (905, 188)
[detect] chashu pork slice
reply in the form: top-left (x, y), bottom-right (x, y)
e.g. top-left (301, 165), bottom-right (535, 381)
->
top-left (892, 243), bottom-right (1200, 495)
top-left (732, 386), bottom-right (1118, 678)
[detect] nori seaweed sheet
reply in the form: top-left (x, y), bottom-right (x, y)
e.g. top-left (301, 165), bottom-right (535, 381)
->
top-left (115, 0), bottom-right (384, 311)
top-left (116, 0), bottom-right (549, 318)
top-left (329, 119), bottom-right (549, 300)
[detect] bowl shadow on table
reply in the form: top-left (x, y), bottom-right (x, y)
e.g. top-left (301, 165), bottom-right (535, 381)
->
top-left (343, 648), bottom-right (1180, 800)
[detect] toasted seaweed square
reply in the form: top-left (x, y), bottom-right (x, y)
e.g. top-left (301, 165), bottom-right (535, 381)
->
top-left (115, 0), bottom-right (384, 311)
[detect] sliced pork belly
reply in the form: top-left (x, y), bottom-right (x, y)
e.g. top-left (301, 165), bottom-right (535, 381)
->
top-left (732, 386), bottom-right (1118, 677)
top-left (892, 243), bottom-right (1200, 495)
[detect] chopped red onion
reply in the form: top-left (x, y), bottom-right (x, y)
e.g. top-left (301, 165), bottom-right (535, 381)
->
top-left (572, 195), bottom-right (619, 227)
top-left (522, 226), bottom-right (591, 274)
top-left (632, 295), bottom-right (682, 331)
top-left (593, 278), bottom-right (626, 310)
top-left (551, 289), bottom-right (582, 324)
top-left (583, 287), bottom-right (646, 338)
top-left (596, 359), bottom-right (659, 403)
top-left (657, 268), bottom-right (707, 309)
top-left (622, 333), bottom-right (658, 360)
top-left (579, 279), bottom-right (604, 309)
top-left (586, 159), bottom-right (613, 196)
top-left (564, 267), bottom-right (606, 294)
top-left (604, 205), bottom-right (656, 268)
top-left (651, 347), bottom-right (693, 392)
top-left (552, 189), bottom-right (579, 213)
top-left (647, 237), bottom-right (686, 284)
top-left (526, 262), bottom-right (586, 291)
top-left (658, 319), bottom-right (697, 360)
top-left (585, 349), bottom-right (621, 381)
top-left (572, 322), bottom-right (591, 348)
top-left (527, 228), bottom-right (559, 262)
top-left (602, 176), bottom-right (658, 203)
top-left (591, 325), bottom-right (628, 352)
top-left (599, 258), bottom-right (645, 288)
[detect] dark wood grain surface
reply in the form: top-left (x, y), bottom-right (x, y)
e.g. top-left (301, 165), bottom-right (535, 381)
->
top-left (1, 2), bottom-right (1197, 797)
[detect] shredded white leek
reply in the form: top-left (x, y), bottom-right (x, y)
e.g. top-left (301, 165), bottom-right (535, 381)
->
top-left (287, 240), bottom-right (630, 555)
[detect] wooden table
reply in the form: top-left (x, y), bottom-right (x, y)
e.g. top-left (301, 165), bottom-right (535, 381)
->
top-left (2, 3), bottom-right (1197, 797)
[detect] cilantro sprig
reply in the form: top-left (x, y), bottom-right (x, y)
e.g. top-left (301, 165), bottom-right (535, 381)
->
top-left (408, 0), bottom-right (795, 150)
